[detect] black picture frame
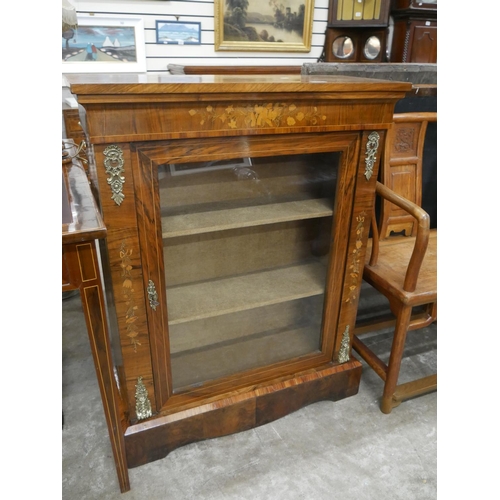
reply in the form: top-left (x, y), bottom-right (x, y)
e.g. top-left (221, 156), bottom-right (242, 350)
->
top-left (155, 20), bottom-right (201, 45)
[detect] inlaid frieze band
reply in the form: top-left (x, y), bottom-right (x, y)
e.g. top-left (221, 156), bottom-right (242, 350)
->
top-left (364, 132), bottom-right (380, 180)
top-left (189, 103), bottom-right (327, 130)
top-left (103, 145), bottom-right (125, 206)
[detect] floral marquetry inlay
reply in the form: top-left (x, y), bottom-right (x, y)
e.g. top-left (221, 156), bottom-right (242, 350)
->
top-left (120, 242), bottom-right (141, 352)
top-left (346, 211), bottom-right (367, 303)
top-left (189, 103), bottom-right (327, 130)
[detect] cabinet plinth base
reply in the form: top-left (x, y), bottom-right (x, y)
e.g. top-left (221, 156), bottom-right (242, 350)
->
top-left (124, 359), bottom-right (362, 468)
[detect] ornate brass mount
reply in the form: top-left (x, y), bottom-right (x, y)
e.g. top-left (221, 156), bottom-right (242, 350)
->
top-left (135, 376), bottom-right (152, 420)
top-left (147, 280), bottom-right (160, 311)
top-left (364, 132), bottom-right (380, 180)
top-left (103, 145), bottom-right (125, 206)
top-left (338, 325), bottom-right (351, 363)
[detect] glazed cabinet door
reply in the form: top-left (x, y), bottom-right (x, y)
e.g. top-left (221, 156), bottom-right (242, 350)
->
top-left (131, 131), bottom-right (376, 413)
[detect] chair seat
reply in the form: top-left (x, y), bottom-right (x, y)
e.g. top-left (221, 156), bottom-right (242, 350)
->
top-left (363, 229), bottom-right (437, 306)
top-left (354, 112), bottom-right (437, 414)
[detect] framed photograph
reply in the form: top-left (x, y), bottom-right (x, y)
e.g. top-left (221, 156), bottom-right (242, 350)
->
top-left (62, 15), bottom-right (146, 73)
top-left (214, 0), bottom-right (313, 52)
top-left (156, 21), bottom-right (201, 45)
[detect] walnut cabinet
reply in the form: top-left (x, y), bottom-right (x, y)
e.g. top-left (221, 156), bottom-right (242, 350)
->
top-left (65, 74), bottom-right (411, 493)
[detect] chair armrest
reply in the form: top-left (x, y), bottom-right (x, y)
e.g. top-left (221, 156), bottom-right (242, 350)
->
top-left (371, 181), bottom-right (431, 293)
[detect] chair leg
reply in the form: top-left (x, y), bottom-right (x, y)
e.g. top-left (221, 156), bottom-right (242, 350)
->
top-left (380, 303), bottom-right (413, 414)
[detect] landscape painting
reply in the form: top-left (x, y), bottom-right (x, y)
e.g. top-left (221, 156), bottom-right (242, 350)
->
top-left (156, 21), bottom-right (201, 45)
top-left (62, 16), bottom-right (146, 73)
top-left (215, 0), bottom-right (313, 52)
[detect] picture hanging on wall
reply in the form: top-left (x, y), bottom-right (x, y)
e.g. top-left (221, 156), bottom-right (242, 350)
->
top-left (62, 15), bottom-right (146, 73)
top-left (155, 20), bottom-right (201, 45)
top-left (214, 0), bottom-right (313, 52)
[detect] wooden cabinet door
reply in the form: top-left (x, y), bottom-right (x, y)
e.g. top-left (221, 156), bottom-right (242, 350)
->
top-left (131, 131), bottom-right (375, 412)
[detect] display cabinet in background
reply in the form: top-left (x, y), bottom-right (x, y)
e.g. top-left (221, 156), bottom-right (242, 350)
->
top-left (65, 73), bottom-right (411, 493)
top-left (389, 0), bottom-right (437, 63)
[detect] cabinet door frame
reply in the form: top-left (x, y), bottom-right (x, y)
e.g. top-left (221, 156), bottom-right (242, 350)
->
top-left (131, 130), bottom-right (379, 415)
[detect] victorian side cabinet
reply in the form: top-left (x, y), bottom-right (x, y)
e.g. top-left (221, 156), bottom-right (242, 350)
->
top-left (65, 74), bottom-right (411, 493)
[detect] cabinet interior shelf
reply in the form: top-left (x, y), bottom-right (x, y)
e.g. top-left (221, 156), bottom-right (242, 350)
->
top-left (162, 198), bottom-right (333, 238)
top-left (167, 260), bottom-right (327, 325)
top-left (170, 323), bottom-right (322, 390)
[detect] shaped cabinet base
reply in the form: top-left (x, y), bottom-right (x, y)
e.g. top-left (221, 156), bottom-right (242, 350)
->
top-left (125, 359), bottom-right (361, 468)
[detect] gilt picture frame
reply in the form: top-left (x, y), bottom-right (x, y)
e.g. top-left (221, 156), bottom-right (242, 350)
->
top-left (214, 0), bottom-right (313, 52)
top-left (62, 15), bottom-right (146, 73)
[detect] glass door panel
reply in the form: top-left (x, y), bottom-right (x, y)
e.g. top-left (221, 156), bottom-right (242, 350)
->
top-left (158, 152), bottom-right (340, 390)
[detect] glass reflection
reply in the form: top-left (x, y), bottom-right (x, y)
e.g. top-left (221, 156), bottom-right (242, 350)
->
top-left (158, 152), bottom-right (341, 390)
top-left (332, 36), bottom-right (354, 59)
top-left (364, 36), bottom-right (381, 60)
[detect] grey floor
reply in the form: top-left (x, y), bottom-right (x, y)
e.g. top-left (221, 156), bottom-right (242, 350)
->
top-left (62, 283), bottom-right (437, 500)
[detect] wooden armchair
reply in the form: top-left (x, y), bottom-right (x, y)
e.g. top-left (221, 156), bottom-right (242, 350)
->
top-left (353, 112), bottom-right (437, 414)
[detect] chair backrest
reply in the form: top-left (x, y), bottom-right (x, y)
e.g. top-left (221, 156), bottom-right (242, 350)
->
top-left (378, 112), bottom-right (437, 238)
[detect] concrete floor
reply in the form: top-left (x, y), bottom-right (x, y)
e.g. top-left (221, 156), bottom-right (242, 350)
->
top-left (62, 284), bottom-right (437, 500)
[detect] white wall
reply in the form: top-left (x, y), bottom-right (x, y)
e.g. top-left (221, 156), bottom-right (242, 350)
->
top-left (71, 0), bottom-right (328, 71)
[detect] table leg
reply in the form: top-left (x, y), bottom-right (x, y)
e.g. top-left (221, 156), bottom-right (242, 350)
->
top-left (63, 241), bottom-right (130, 492)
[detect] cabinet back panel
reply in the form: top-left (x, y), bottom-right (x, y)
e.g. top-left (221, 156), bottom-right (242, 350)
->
top-left (170, 296), bottom-right (324, 390)
top-left (158, 153), bottom-right (338, 212)
top-left (163, 219), bottom-right (332, 286)
top-left (158, 148), bottom-right (339, 388)
top-left (169, 295), bottom-right (323, 355)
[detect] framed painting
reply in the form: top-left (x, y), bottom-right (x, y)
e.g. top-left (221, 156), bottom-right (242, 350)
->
top-left (62, 15), bottom-right (146, 73)
top-left (155, 21), bottom-right (201, 45)
top-left (214, 0), bottom-right (313, 52)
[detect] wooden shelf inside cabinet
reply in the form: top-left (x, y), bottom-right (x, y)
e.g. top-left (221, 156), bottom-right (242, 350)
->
top-left (167, 260), bottom-right (327, 325)
top-left (162, 198), bottom-right (333, 238)
top-left (65, 73), bottom-right (412, 492)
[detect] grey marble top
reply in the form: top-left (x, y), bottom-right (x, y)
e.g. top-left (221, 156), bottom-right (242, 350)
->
top-left (301, 63), bottom-right (437, 85)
